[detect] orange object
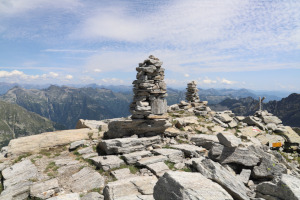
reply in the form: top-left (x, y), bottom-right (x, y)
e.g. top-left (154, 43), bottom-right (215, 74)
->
top-left (272, 142), bottom-right (282, 147)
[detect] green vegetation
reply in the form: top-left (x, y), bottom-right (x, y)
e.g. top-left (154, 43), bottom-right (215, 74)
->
top-left (165, 160), bottom-right (175, 170)
top-left (13, 153), bottom-right (32, 164)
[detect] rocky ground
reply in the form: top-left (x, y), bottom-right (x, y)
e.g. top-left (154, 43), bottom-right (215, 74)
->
top-left (0, 102), bottom-right (299, 200)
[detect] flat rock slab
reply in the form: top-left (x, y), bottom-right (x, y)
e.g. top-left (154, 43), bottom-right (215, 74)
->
top-left (99, 136), bottom-right (161, 155)
top-left (47, 193), bottom-right (81, 200)
top-left (217, 132), bottom-right (241, 148)
top-left (122, 151), bottom-right (152, 165)
top-left (7, 128), bottom-right (97, 156)
top-left (153, 171), bottom-right (233, 200)
top-left (78, 146), bottom-right (94, 155)
top-left (281, 126), bottom-right (300, 144)
top-left (256, 174), bottom-right (300, 200)
top-left (152, 148), bottom-right (184, 163)
top-left (190, 134), bottom-right (219, 149)
top-left (146, 162), bottom-right (170, 177)
top-left (193, 158), bottom-right (250, 200)
top-left (82, 192), bottom-right (104, 200)
top-left (103, 176), bottom-right (157, 200)
top-left (209, 144), bottom-right (261, 167)
top-left (69, 167), bottom-right (105, 192)
top-left (136, 155), bottom-right (167, 167)
top-left (30, 178), bottom-right (60, 199)
top-left (69, 140), bottom-right (86, 151)
top-left (105, 119), bottom-right (170, 139)
top-left (111, 168), bottom-right (136, 180)
top-left (55, 159), bottom-right (80, 167)
top-left (171, 144), bottom-right (207, 158)
top-left (90, 155), bottom-right (125, 171)
top-left (76, 119), bottom-right (108, 131)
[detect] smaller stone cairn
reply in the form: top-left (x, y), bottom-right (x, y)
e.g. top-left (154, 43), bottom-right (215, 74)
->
top-left (186, 81), bottom-right (200, 103)
top-left (130, 55), bottom-right (167, 119)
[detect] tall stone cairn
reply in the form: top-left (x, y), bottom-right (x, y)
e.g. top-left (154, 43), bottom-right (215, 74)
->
top-left (186, 81), bottom-right (200, 103)
top-left (130, 55), bottom-right (168, 119)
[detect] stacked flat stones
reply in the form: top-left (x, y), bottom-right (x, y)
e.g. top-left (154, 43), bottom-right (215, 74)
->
top-left (130, 55), bottom-right (167, 119)
top-left (186, 81), bottom-right (200, 103)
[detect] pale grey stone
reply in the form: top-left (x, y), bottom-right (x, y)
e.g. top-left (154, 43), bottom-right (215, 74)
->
top-left (213, 117), bottom-right (229, 128)
top-left (136, 155), bottom-right (168, 166)
top-left (122, 151), bottom-right (152, 165)
top-left (90, 155), bottom-right (125, 171)
top-left (111, 168), bottom-right (136, 180)
top-left (55, 159), bottom-right (80, 167)
top-left (69, 167), bottom-right (105, 192)
top-left (76, 119), bottom-right (108, 131)
top-left (171, 144), bottom-right (206, 158)
top-left (190, 134), bottom-right (219, 150)
top-left (78, 146), bottom-right (94, 155)
top-left (153, 171), bottom-right (233, 200)
top-left (151, 98), bottom-right (167, 115)
top-left (217, 132), bottom-right (241, 147)
top-left (30, 178), bottom-right (60, 199)
top-left (103, 176), bottom-right (157, 200)
top-left (146, 162), bottom-right (170, 177)
top-left (152, 148), bottom-right (184, 163)
top-left (47, 193), bottom-right (81, 200)
top-left (69, 140), bottom-right (86, 151)
top-left (193, 158), bottom-right (250, 200)
top-left (262, 116), bottom-right (282, 125)
top-left (82, 152), bottom-right (98, 159)
top-left (82, 192), bottom-right (104, 200)
top-left (216, 113), bottom-right (233, 123)
top-left (99, 136), bottom-right (161, 155)
top-left (238, 169), bottom-right (252, 184)
top-left (209, 144), bottom-right (261, 167)
top-left (256, 174), bottom-right (300, 200)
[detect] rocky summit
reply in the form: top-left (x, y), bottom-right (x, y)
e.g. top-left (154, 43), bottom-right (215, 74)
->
top-left (0, 56), bottom-right (300, 200)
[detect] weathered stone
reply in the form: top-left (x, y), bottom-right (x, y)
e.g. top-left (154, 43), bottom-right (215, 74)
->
top-left (103, 176), bottom-right (157, 200)
top-left (146, 161), bottom-right (170, 177)
top-left (256, 134), bottom-right (285, 146)
top-left (82, 192), bottom-right (104, 200)
top-left (228, 120), bottom-right (238, 128)
top-left (76, 119), bottom-right (108, 131)
top-left (266, 123), bottom-right (277, 131)
top-left (256, 174), bottom-right (300, 200)
top-left (239, 126), bottom-right (262, 137)
top-left (82, 152), bottom-right (98, 159)
top-left (7, 128), bottom-right (98, 156)
top-left (105, 119), bottom-right (170, 139)
top-left (279, 126), bottom-right (300, 144)
top-left (30, 178), bottom-right (60, 199)
top-left (90, 155), bottom-right (125, 171)
top-left (164, 127), bottom-right (181, 137)
top-left (136, 155), bottom-right (167, 166)
top-left (186, 81), bottom-right (200, 103)
top-left (217, 132), bottom-right (241, 147)
top-left (111, 168), bottom-right (136, 180)
top-left (151, 99), bottom-right (167, 115)
top-left (238, 169), bottom-right (252, 184)
top-left (122, 151), bottom-right (152, 165)
top-left (69, 167), bottom-right (105, 192)
top-left (171, 144), bottom-right (206, 158)
top-left (153, 171), bottom-right (233, 200)
top-left (193, 158), bottom-right (250, 200)
top-left (213, 117), bottom-right (229, 128)
top-left (216, 113), bottom-right (233, 123)
top-left (190, 134), bottom-right (219, 149)
top-left (243, 117), bottom-right (266, 130)
top-left (78, 146), bottom-right (94, 155)
top-left (99, 136), bottom-right (161, 155)
top-left (69, 140), bottom-right (86, 151)
top-left (209, 144), bottom-right (261, 167)
top-left (47, 193), bottom-right (81, 200)
top-left (262, 116), bottom-right (282, 125)
top-left (174, 116), bottom-right (199, 128)
top-left (152, 148), bottom-right (184, 163)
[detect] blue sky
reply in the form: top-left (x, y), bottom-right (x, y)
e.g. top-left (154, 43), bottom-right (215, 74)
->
top-left (0, 0), bottom-right (299, 92)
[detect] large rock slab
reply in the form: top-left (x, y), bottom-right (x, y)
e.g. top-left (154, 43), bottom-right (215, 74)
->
top-left (104, 119), bottom-right (171, 139)
top-left (146, 162), bottom-right (170, 177)
top-left (243, 116), bottom-right (266, 130)
top-left (193, 158), bottom-right (250, 200)
top-left (47, 193), bottom-right (81, 200)
top-left (81, 192), bottom-right (104, 200)
top-left (136, 155), bottom-right (168, 166)
top-left (153, 171), bottom-right (233, 200)
top-left (171, 144), bottom-right (206, 158)
top-left (256, 174), bottom-right (300, 200)
top-left (122, 151), bottom-right (152, 165)
top-left (76, 119), bottom-right (108, 131)
top-left (215, 113), bottom-right (233, 123)
top-left (7, 128), bottom-right (97, 156)
top-left (262, 116), bottom-right (282, 125)
top-left (69, 167), bottom-right (105, 192)
top-left (152, 148), bottom-right (184, 163)
top-left (90, 155), bottom-right (125, 171)
top-left (103, 176), bottom-right (157, 200)
top-left (111, 168), bottom-right (136, 180)
top-left (279, 126), bottom-right (300, 144)
top-left (151, 98), bottom-right (167, 115)
top-left (217, 132), bottom-right (241, 147)
top-left (99, 136), bottom-right (161, 155)
top-left (30, 178), bottom-right (60, 199)
top-left (174, 116), bottom-right (199, 128)
top-left (209, 144), bottom-right (261, 167)
top-left (190, 134), bottom-right (219, 149)
top-left (0, 159), bottom-right (38, 199)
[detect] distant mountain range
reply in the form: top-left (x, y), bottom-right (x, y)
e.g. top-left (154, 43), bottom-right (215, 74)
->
top-left (0, 100), bottom-right (60, 147)
top-left (210, 93), bottom-right (300, 127)
top-left (0, 86), bottom-right (132, 129)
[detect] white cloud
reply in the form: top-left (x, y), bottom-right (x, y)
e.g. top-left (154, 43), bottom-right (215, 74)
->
top-left (44, 49), bottom-right (98, 53)
top-left (184, 74), bottom-right (190, 77)
top-left (202, 78), bottom-right (217, 84)
top-left (0, 70), bottom-right (24, 78)
top-left (49, 72), bottom-right (59, 78)
top-left (100, 78), bottom-right (124, 85)
top-left (93, 69), bottom-right (102, 73)
top-left (220, 78), bottom-right (236, 85)
top-left (65, 75), bottom-right (73, 79)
